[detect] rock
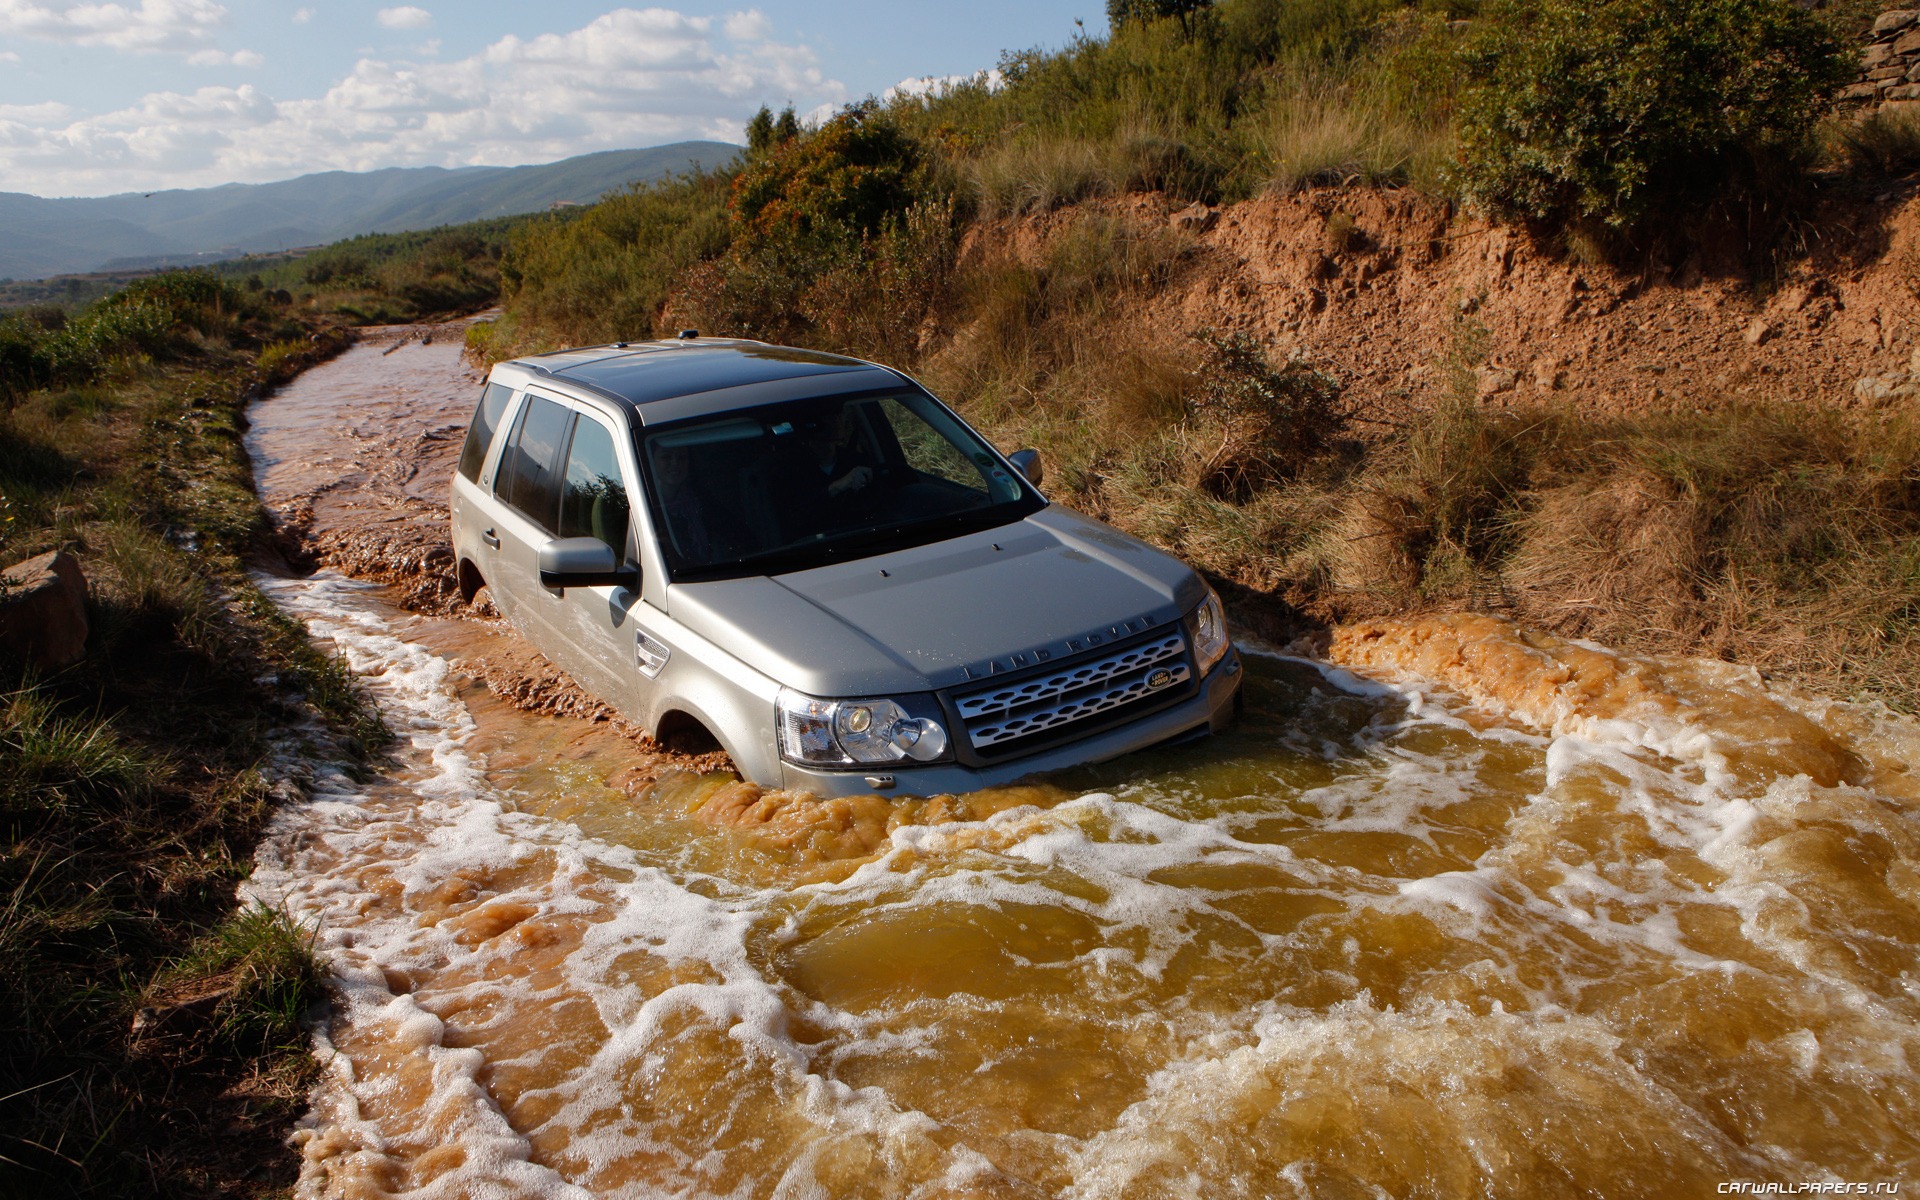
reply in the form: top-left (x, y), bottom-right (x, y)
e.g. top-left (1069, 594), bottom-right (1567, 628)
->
top-left (1841, 82), bottom-right (1887, 102)
top-left (1170, 202), bottom-right (1218, 234)
top-left (1870, 64), bottom-right (1909, 82)
top-left (1888, 82), bottom-right (1920, 100)
top-left (0, 549), bottom-right (89, 670)
top-left (1865, 42), bottom-right (1898, 66)
top-left (1893, 28), bottom-right (1920, 55)
top-left (1853, 372), bottom-right (1919, 405)
top-left (1475, 365), bottom-right (1519, 398)
top-left (1532, 358), bottom-right (1566, 390)
top-left (1873, 9), bottom-right (1917, 34)
top-left (1744, 318), bottom-right (1773, 346)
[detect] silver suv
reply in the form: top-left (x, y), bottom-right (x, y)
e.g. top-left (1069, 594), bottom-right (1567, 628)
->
top-left (449, 336), bottom-right (1242, 797)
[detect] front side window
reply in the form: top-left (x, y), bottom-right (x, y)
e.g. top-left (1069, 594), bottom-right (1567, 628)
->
top-left (496, 394), bottom-right (572, 532)
top-left (458, 381), bottom-right (515, 482)
top-left (639, 390), bottom-right (1042, 580)
top-left (558, 415), bottom-right (632, 557)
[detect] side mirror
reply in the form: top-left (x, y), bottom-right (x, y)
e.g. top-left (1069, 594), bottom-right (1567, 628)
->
top-left (1008, 448), bottom-right (1043, 486)
top-left (538, 537), bottom-right (638, 590)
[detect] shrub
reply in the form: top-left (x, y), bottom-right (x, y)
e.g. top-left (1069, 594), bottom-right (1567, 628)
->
top-left (1454, 0), bottom-right (1851, 228)
top-left (500, 171), bottom-right (732, 346)
top-left (1184, 330), bottom-right (1348, 498)
top-left (0, 316), bottom-right (51, 405)
top-left (730, 102), bottom-right (928, 252)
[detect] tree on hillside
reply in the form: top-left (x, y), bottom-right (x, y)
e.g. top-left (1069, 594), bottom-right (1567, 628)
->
top-left (1455, 0), bottom-right (1850, 229)
top-left (747, 105), bottom-right (802, 155)
top-left (1107, 0), bottom-right (1212, 33)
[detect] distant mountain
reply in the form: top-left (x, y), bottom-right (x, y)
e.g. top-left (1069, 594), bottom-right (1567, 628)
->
top-left (0, 142), bottom-right (739, 281)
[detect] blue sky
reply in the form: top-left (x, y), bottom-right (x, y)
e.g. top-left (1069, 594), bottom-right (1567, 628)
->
top-left (0, 1), bottom-right (1102, 197)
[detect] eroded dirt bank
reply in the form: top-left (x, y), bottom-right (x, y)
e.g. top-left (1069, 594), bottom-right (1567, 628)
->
top-left (962, 186), bottom-right (1920, 419)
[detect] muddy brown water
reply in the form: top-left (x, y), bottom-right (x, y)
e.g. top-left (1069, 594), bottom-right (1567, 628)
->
top-left (244, 330), bottom-right (1920, 1197)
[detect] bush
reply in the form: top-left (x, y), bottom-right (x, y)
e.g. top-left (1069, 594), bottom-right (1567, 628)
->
top-left (0, 316), bottom-right (51, 405)
top-left (499, 170), bottom-right (732, 349)
top-left (730, 102), bottom-right (928, 252)
top-left (1454, 0), bottom-right (1850, 228)
top-left (1185, 330), bottom-right (1349, 498)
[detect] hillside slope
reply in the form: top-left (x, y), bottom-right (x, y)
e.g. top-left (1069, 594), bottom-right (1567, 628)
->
top-left (0, 141), bottom-right (739, 280)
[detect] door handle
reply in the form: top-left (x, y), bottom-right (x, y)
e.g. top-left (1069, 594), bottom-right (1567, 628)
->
top-left (481, 528), bottom-right (500, 549)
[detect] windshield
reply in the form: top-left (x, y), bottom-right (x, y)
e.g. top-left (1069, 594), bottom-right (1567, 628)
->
top-left (638, 390), bottom-right (1044, 580)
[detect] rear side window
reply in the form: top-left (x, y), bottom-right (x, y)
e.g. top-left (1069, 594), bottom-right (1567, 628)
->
top-left (558, 416), bottom-right (631, 557)
top-left (496, 394), bottom-right (572, 532)
top-left (458, 382), bottom-right (515, 482)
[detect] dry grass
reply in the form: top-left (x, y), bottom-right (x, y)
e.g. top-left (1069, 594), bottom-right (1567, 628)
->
top-left (932, 275), bottom-right (1920, 710)
top-left (1257, 81), bottom-right (1456, 194)
top-left (1821, 107), bottom-right (1920, 177)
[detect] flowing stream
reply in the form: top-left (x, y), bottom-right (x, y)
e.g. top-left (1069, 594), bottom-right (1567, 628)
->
top-left (242, 331), bottom-right (1920, 1197)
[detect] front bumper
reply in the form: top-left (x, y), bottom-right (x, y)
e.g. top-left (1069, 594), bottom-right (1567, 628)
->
top-left (777, 648), bottom-right (1243, 798)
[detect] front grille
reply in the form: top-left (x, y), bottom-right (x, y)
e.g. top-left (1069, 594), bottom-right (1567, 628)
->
top-left (951, 630), bottom-right (1192, 760)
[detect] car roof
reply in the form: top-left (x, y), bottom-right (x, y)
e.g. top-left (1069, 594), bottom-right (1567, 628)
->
top-left (498, 337), bottom-right (905, 422)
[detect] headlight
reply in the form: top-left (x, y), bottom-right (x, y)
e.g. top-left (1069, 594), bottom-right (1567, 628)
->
top-left (776, 688), bottom-right (951, 767)
top-left (1188, 586), bottom-right (1230, 676)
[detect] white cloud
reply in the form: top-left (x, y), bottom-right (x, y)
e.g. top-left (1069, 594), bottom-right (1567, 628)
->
top-left (2, 6), bottom-right (845, 195)
top-left (723, 9), bottom-right (770, 41)
top-left (0, 49), bottom-right (18, 62)
top-left (376, 5), bottom-right (431, 29)
top-left (186, 45), bottom-right (260, 67)
top-left (884, 68), bottom-right (1003, 103)
top-left (291, 6), bottom-right (311, 22)
top-left (0, 0), bottom-right (230, 54)
top-left (0, 100), bottom-right (75, 122)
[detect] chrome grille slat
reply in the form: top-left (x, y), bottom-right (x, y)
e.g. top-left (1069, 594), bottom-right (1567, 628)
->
top-left (954, 634), bottom-right (1185, 720)
top-left (965, 662), bottom-right (1192, 748)
top-left (951, 628), bottom-right (1192, 754)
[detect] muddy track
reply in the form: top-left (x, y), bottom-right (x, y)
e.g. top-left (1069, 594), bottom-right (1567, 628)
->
top-left (250, 320), bottom-right (732, 779)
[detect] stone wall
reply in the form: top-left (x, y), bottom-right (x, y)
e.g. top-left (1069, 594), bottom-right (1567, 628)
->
top-left (1842, 10), bottom-right (1920, 110)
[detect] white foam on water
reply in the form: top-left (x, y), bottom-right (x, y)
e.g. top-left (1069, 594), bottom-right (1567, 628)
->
top-left (248, 573), bottom-right (977, 1195)
top-left (247, 575), bottom-right (1920, 1195)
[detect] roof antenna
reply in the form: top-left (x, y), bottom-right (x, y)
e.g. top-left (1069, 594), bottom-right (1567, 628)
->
top-left (677, 329), bottom-right (699, 339)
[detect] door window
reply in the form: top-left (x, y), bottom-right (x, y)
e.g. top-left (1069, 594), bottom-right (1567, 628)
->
top-left (458, 381), bottom-right (515, 482)
top-left (496, 394), bottom-right (571, 532)
top-left (558, 416), bottom-right (632, 557)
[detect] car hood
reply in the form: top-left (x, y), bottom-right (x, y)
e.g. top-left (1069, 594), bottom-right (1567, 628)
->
top-left (666, 505), bottom-right (1205, 696)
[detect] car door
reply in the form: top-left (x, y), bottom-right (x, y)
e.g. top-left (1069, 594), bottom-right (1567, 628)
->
top-left (547, 407), bottom-right (648, 705)
top-left (487, 389), bottom-right (573, 648)
top-left (453, 378), bottom-right (520, 606)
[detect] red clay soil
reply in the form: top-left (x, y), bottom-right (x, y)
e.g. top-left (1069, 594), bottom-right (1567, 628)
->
top-left (962, 182), bottom-right (1920, 419)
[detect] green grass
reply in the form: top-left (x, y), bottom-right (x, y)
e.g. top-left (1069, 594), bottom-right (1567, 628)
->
top-left (0, 272), bottom-right (381, 1195)
top-left (161, 903), bottom-right (325, 1056)
top-left (213, 215), bottom-right (533, 326)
